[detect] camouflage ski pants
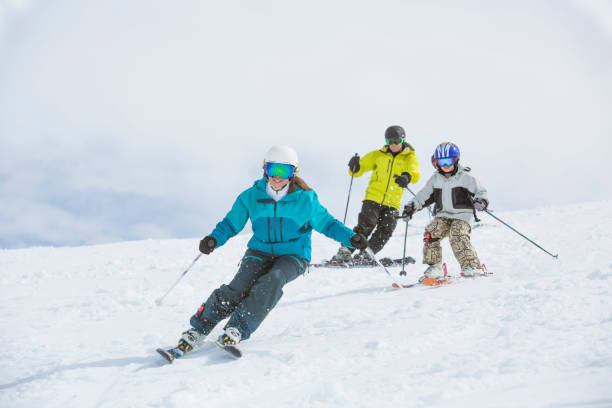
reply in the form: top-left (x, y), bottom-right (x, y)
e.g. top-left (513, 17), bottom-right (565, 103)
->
top-left (423, 217), bottom-right (481, 268)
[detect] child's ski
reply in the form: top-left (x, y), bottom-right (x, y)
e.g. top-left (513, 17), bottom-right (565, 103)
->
top-left (393, 264), bottom-right (491, 289)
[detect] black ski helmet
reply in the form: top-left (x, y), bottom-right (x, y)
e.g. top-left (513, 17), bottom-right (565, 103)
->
top-left (385, 125), bottom-right (405, 145)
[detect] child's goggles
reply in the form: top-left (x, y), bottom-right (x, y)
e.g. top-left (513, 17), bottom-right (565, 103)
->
top-left (385, 135), bottom-right (404, 145)
top-left (436, 157), bottom-right (456, 167)
top-left (265, 162), bottom-right (295, 179)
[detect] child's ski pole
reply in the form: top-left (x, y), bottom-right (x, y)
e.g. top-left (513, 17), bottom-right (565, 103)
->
top-left (484, 209), bottom-right (558, 259)
top-left (404, 185), bottom-right (432, 220)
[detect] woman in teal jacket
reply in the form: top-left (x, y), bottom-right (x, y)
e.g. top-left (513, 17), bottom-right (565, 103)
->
top-left (165, 146), bottom-right (368, 359)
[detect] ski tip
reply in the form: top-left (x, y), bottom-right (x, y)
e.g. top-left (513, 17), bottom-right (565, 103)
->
top-left (420, 277), bottom-right (450, 286)
top-left (156, 348), bottom-right (175, 364)
top-left (391, 283), bottom-right (400, 289)
top-left (225, 346), bottom-right (242, 359)
top-left (215, 341), bottom-right (243, 359)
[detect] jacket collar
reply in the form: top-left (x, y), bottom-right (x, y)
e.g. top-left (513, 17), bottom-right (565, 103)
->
top-left (253, 177), bottom-right (300, 202)
top-left (379, 143), bottom-right (414, 156)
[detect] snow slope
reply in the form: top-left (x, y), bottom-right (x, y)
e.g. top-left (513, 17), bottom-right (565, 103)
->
top-left (1, 200), bottom-right (611, 408)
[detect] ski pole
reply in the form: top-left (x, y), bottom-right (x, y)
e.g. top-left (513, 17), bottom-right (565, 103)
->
top-left (483, 209), bottom-right (558, 259)
top-left (404, 186), bottom-right (417, 198)
top-left (365, 247), bottom-right (402, 288)
top-left (399, 220), bottom-right (409, 276)
top-left (343, 153), bottom-right (359, 225)
top-left (155, 253), bottom-right (202, 306)
top-left (394, 210), bottom-right (413, 276)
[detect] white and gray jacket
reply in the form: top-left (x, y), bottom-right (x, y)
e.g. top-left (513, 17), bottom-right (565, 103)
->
top-left (410, 165), bottom-right (488, 224)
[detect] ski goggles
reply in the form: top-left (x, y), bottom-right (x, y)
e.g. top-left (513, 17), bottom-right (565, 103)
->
top-left (265, 162), bottom-right (295, 179)
top-left (436, 157), bottom-right (456, 167)
top-left (385, 135), bottom-right (404, 146)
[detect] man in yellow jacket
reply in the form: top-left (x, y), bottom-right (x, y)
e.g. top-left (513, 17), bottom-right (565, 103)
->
top-left (330, 125), bottom-right (420, 263)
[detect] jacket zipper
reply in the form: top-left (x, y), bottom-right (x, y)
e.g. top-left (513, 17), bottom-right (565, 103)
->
top-left (273, 202), bottom-right (278, 242)
top-left (380, 155), bottom-right (396, 205)
top-left (267, 217), bottom-right (273, 254)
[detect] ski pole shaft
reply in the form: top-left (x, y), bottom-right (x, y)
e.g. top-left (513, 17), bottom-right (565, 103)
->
top-left (400, 220), bottom-right (409, 276)
top-left (404, 186), bottom-right (417, 198)
top-left (365, 247), bottom-right (402, 288)
top-left (156, 253), bottom-right (202, 306)
top-left (484, 209), bottom-right (558, 259)
top-left (343, 153), bottom-right (359, 225)
top-left (343, 176), bottom-right (354, 225)
top-left (404, 186), bottom-right (432, 219)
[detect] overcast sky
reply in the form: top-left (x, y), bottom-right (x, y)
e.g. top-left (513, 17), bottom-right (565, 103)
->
top-left (1, 0), bottom-right (611, 249)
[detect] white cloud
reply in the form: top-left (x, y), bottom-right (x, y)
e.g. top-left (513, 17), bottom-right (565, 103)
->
top-left (571, 0), bottom-right (612, 39)
top-left (1, 1), bottom-right (611, 248)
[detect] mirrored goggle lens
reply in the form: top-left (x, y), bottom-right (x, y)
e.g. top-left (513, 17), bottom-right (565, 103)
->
top-left (437, 157), bottom-right (456, 167)
top-left (265, 162), bottom-right (295, 179)
top-left (386, 136), bottom-right (404, 145)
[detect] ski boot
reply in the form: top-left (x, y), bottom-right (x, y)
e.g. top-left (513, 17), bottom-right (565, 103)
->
top-left (157, 328), bottom-right (206, 363)
top-left (352, 251), bottom-right (372, 265)
top-left (422, 263), bottom-right (444, 279)
top-left (419, 263), bottom-right (447, 286)
top-left (215, 327), bottom-right (243, 359)
top-left (460, 266), bottom-right (483, 277)
top-left (177, 328), bottom-right (206, 354)
top-left (330, 246), bottom-right (353, 264)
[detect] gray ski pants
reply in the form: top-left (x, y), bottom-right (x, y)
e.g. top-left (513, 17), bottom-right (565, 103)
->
top-left (190, 249), bottom-right (307, 340)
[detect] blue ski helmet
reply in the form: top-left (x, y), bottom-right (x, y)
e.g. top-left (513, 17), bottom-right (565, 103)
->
top-left (433, 142), bottom-right (460, 160)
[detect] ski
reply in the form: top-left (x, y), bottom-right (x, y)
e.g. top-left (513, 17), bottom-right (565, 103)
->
top-left (393, 264), bottom-right (491, 289)
top-left (215, 341), bottom-right (242, 359)
top-left (311, 256), bottom-right (416, 269)
top-left (156, 347), bottom-right (179, 364)
top-left (394, 277), bottom-right (454, 288)
top-left (156, 342), bottom-right (242, 364)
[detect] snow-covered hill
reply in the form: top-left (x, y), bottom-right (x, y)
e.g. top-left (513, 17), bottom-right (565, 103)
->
top-left (1, 201), bottom-right (611, 408)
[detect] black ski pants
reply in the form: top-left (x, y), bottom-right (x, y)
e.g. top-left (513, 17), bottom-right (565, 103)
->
top-left (190, 249), bottom-right (307, 341)
top-left (352, 200), bottom-right (399, 254)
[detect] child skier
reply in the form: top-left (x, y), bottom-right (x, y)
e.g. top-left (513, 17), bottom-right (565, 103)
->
top-left (160, 145), bottom-right (368, 361)
top-left (330, 125), bottom-right (420, 264)
top-left (402, 142), bottom-right (488, 278)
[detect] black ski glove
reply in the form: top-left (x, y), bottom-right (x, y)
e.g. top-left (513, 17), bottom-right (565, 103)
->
top-left (350, 233), bottom-right (368, 250)
top-left (199, 236), bottom-right (217, 254)
top-left (393, 172), bottom-right (412, 188)
top-left (402, 202), bottom-right (416, 220)
top-left (348, 155), bottom-right (360, 173)
top-left (473, 198), bottom-right (488, 211)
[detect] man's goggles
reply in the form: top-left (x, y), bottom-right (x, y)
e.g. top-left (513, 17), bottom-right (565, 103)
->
top-left (436, 157), bottom-right (456, 167)
top-left (265, 162), bottom-right (295, 179)
top-left (386, 135), bottom-right (404, 146)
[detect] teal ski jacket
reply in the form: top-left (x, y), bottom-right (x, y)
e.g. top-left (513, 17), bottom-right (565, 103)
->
top-left (209, 178), bottom-right (355, 261)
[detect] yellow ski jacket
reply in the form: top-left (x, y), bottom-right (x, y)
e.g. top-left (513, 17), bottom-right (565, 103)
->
top-left (349, 144), bottom-right (420, 210)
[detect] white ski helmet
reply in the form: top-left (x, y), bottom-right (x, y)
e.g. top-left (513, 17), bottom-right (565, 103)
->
top-left (263, 145), bottom-right (299, 172)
